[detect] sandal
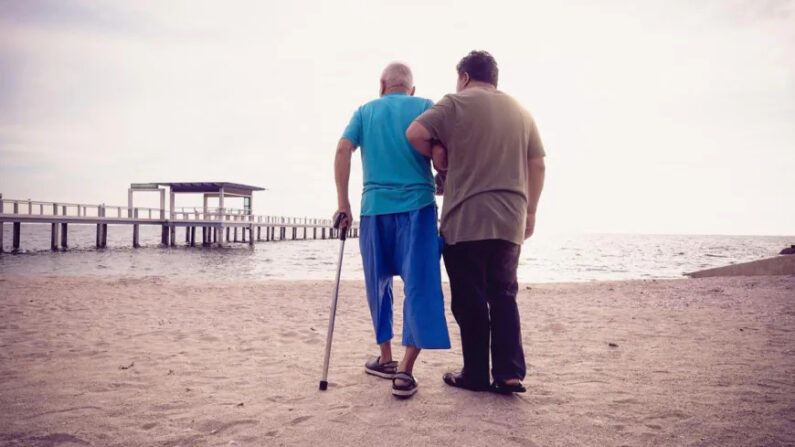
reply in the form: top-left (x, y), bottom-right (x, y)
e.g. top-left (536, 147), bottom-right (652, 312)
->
top-left (391, 372), bottom-right (418, 398)
top-left (442, 371), bottom-right (490, 392)
top-left (490, 380), bottom-right (527, 394)
top-left (364, 356), bottom-right (398, 379)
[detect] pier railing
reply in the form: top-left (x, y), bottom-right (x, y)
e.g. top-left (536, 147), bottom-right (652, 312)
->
top-left (0, 199), bottom-right (164, 220)
top-left (0, 198), bottom-right (351, 229)
top-left (0, 196), bottom-right (358, 252)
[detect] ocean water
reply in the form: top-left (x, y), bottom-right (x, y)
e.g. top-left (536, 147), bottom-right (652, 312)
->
top-left (0, 223), bottom-right (791, 283)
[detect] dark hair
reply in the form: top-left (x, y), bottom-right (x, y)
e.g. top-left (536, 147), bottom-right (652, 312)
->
top-left (456, 50), bottom-right (498, 87)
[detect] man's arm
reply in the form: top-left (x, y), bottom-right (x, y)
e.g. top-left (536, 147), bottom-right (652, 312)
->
top-left (406, 121), bottom-right (433, 158)
top-left (525, 156), bottom-right (546, 239)
top-left (431, 144), bottom-right (448, 172)
top-left (333, 138), bottom-right (356, 230)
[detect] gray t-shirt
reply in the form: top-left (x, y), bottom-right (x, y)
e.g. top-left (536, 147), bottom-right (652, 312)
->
top-left (416, 87), bottom-right (545, 245)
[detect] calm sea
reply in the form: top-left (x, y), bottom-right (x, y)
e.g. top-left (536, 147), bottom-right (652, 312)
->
top-left (0, 224), bottom-right (791, 283)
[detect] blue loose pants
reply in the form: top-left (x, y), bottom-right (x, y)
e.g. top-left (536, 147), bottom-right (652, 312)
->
top-left (359, 204), bottom-right (451, 349)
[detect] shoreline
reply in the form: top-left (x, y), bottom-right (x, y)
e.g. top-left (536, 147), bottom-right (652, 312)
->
top-left (0, 273), bottom-right (700, 287)
top-left (1, 274), bottom-right (793, 446)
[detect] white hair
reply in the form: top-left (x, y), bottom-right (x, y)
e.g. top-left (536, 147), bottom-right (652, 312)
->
top-left (381, 62), bottom-right (413, 90)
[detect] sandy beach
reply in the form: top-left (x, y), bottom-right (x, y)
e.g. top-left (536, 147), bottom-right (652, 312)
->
top-left (0, 274), bottom-right (793, 446)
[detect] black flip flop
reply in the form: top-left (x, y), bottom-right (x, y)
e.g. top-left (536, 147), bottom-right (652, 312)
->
top-left (392, 372), bottom-right (418, 398)
top-left (490, 380), bottom-right (527, 394)
top-left (442, 371), bottom-right (490, 392)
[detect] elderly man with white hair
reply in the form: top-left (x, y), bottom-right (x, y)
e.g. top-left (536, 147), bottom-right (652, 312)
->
top-left (333, 62), bottom-right (450, 398)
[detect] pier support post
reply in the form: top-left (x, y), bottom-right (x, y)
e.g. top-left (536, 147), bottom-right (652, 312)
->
top-left (225, 227), bottom-right (230, 242)
top-left (161, 226), bottom-right (169, 246)
top-left (257, 227), bottom-right (261, 241)
top-left (51, 223), bottom-right (59, 251)
top-left (186, 227), bottom-right (190, 243)
top-left (132, 208), bottom-right (139, 248)
top-left (201, 226), bottom-right (206, 246)
top-left (13, 222), bottom-right (20, 252)
top-left (249, 225), bottom-right (254, 246)
top-left (191, 227), bottom-right (197, 247)
top-left (96, 205), bottom-right (101, 248)
top-left (0, 222), bottom-right (3, 253)
top-left (101, 224), bottom-right (108, 248)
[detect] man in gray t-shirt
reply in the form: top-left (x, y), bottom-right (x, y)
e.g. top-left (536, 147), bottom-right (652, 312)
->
top-left (407, 50), bottom-right (546, 394)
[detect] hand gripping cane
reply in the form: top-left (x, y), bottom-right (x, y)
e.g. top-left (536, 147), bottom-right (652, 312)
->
top-left (319, 213), bottom-right (348, 391)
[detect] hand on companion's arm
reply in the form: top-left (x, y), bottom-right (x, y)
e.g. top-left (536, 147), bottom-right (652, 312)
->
top-left (406, 121), bottom-right (433, 158)
top-left (333, 138), bottom-right (355, 230)
top-left (431, 144), bottom-right (448, 172)
top-left (525, 156), bottom-right (546, 240)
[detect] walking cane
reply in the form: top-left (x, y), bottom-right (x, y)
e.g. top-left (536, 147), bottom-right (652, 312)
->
top-left (319, 212), bottom-right (348, 391)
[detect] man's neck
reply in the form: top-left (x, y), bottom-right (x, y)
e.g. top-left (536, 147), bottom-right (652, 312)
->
top-left (464, 81), bottom-right (496, 91)
top-left (383, 87), bottom-right (409, 95)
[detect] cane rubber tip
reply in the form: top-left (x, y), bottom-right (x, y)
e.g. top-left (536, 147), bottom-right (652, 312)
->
top-left (319, 381), bottom-right (328, 391)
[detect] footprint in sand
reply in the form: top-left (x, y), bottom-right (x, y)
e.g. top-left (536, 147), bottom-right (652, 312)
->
top-left (289, 415), bottom-right (313, 425)
top-left (507, 436), bottom-right (539, 447)
top-left (199, 419), bottom-right (258, 435)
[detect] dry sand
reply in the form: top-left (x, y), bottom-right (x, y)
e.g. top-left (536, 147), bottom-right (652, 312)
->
top-left (0, 274), bottom-right (793, 447)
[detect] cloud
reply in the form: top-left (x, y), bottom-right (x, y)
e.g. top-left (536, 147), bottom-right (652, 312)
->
top-left (0, 0), bottom-right (153, 37)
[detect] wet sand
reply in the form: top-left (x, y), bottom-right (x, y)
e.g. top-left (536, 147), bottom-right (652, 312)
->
top-left (0, 275), bottom-right (793, 446)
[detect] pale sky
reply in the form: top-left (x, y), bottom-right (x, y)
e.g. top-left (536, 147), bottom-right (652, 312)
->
top-left (1, 0), bottom-right (793, 235)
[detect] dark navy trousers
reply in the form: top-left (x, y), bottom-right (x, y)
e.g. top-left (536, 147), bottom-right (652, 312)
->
top-left (443, 239), bottom-right (526, 386)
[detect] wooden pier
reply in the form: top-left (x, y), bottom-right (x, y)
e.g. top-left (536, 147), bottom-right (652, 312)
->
top-left (0, 188), bottom-right (357, 253)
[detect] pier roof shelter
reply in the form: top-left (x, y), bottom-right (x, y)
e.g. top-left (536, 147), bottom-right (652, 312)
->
top-left (129, 182), bottom-right (265, 219)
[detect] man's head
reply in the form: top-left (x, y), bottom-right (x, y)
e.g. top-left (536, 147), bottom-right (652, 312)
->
top-left (455, 50), bottom-right (498, 92)
top-left (380, 62), bottom-right (415, 97)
